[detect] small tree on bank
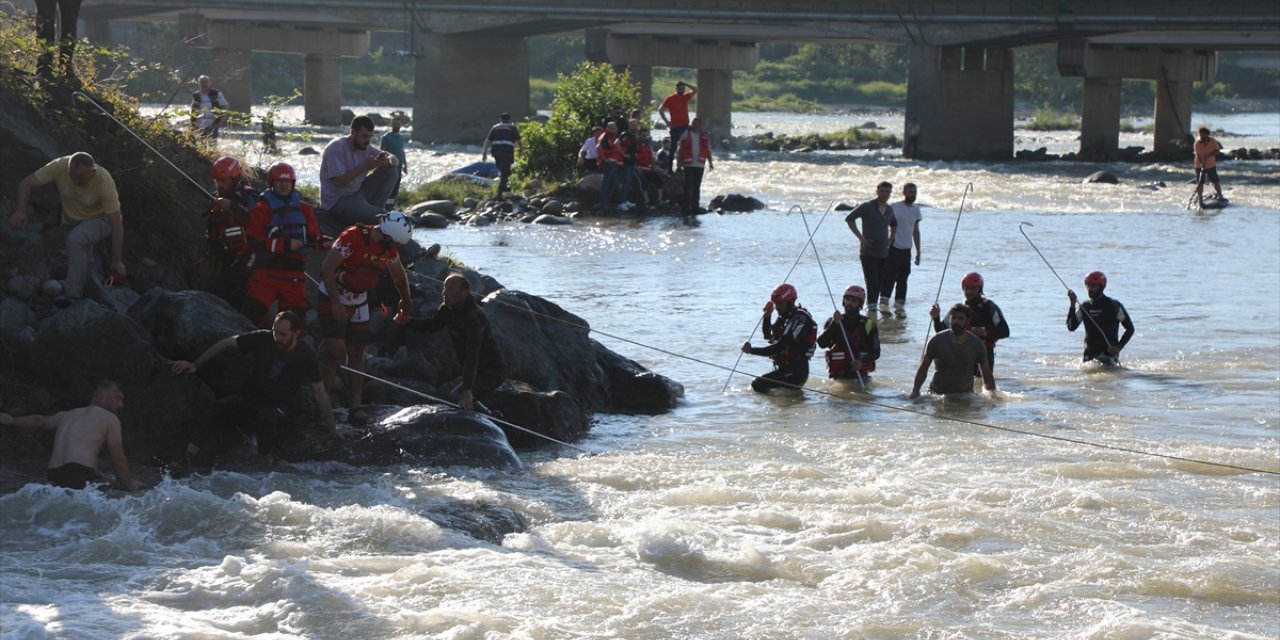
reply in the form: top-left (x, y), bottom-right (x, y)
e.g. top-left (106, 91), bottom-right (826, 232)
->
top-left (516, 61), bottom-right (642, 185)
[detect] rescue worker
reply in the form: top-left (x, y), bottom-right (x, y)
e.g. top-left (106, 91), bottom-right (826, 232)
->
top-left (412, 274), bottom-right (508, 412)
top-left (481, 113), bottom-right (523, 195)
top-left (204, 156), bottom-right (257, 306)
top-left (816, 284), bottom-right (880, 382)
top-left (1193, 126), bottom-right (1226, 206)
top-left (242, 162), bottom-right (328, 328)
top-left (741, 283), bottom-right (817, 394)
top-left (930, 272), bottom-right (1010, 374)
top-left (1067, 270), bottom-right (1135, 366)
top-left (319, 211), bottom-right (414, 408)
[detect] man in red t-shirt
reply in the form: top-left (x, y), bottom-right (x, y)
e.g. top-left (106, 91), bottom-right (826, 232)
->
top-left (659, 81), bottom-right (698, 154)
top-left (319, 211), bottom-right (413, 407)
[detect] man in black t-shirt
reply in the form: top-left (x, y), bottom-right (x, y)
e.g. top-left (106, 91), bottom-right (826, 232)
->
top-left (171, 311), bottom-right (336, 465)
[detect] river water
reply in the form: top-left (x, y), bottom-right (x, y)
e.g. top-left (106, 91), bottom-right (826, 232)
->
top-left (2, 109), bottom-right (1278, 639)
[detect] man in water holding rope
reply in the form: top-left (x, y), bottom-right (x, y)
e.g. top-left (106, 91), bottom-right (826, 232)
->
top-left (1192, 126), bottom-right (1226, 207)
top-left (412, 274), bottom-right (508, 412)
top-left (816, 284), bottom-right (879, 382)
top-left (911, 303), bottom-right (996, 399)
top-left (1, 380), bottom-right (139, 491)
top-left (741, 283), bottom-right (817, 393)
top-left (1067, 271), bottom-right (1134, 366)
top-left (930, 272), bottom-right (1010, 375)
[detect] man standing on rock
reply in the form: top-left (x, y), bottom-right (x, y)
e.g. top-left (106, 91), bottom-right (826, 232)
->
top-left (481, 113), bottom-right (523, 196)
top-left (204, 156), bottom-right (257, 307)
top-left (380, 114), bottom-right (410, 201)
top-left (658, 81), bottom-right (697, 149)
top-left (319, 211), bottom-right (414, 408)
top-left (321, 115), bottom-right (400, 225)
top-left (170, 311), bottom-right (337, 468)
top-left (242, 162), bottom-right (326, 328)
top-left (1, 380), bottom-right (139, 491)
top-left (844, 181), bottom-right (895, 312)
top-left (412, 274), bottom-right (508, 412)
top-left (677, 117), bottom-right (713, 215)
top-left (9, 152), bottom-right (126, 303)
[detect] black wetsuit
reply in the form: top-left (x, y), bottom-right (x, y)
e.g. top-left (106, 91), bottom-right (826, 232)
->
top-left (1067, 295), bottom-right (1135, 363)
top-left (414, 296), bottom-right (507, 397)
top-left (746, 307), bottom-right (816, 393)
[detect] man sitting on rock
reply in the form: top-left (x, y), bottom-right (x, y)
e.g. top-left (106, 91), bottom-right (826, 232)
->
top-left (321, 115), bottom-right (400, 225)
top-left (1, 380), bottom-right (139, 491)
top-left (412, 274), bottom-right (508, 412)
top-left (170, 311), bottom-right (337, 468)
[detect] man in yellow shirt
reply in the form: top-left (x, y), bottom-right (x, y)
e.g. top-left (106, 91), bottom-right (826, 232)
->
top-left (9, 152), bottom-right (126, 300)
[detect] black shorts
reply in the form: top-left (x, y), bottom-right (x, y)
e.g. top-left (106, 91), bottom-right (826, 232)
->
top-left (48, 462), bottom-right (103, 490)
top-left (1199, 167), bottom-right (1220, 184)
top-left (318, 292), bottom-right (373, 344)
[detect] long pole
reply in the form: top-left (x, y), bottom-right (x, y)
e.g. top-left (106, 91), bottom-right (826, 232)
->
top-left (1017, 222), bottom-right (1113, 348)
top-left (921, 182), bottom-right (973, 351)
top-left (793, 205), bottom-right (866, 391)
top-left (721, 200), bottom-right (835, 392)
top-left (73, 91), bottom-right (215, 200)
top-left (339, 364), bottom-right (589, 453)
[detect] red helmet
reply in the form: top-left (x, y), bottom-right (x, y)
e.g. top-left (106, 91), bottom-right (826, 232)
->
top-left (267, 162), bottom-right (296, 184)
top-left (1084, 270), bottom-right (1107, 287)
top-left (771, 283), bottom-right (798, 304)
top-left (842, 284), bottom-right (866, 301)
top-left (211, 156), bottom-right (241, 180)
top-left (961, 272), bottom-right (984, 289)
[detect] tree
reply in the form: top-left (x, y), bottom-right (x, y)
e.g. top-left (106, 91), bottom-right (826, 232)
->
top-left (516, 61), bottom-right (641, 184)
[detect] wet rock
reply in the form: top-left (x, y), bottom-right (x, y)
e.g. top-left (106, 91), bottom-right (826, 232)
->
top-left (533, 214), bottom-right (571, 225)
top-left (540, 199), bottom-right (564, 216)
top-left (338, 405), bottom-right (522, 469)
top-left (1083, 171), bottom-right (1119, 185)
top-left (409, 200), bottom-right (458, 217)
top-left (710, 194), bottom-right (766, 212)
top-left (126, 288), bottom-right (256, 395)
top-left (298, 147), bottom-right (320, 156)
top-left (412, 212), bottom-right (451, 229)
top-left (7, 274), bottom-right (39, 299)
top-left (485, 380), bottom-right (588, 447)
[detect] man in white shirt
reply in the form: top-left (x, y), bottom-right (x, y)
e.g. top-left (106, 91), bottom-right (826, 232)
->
top-left (882, 182), bottom-right (922, 313)
top-left (191, 75), bottom-right (230, 138)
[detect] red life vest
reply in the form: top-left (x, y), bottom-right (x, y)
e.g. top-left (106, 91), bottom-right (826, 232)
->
top-left (635, 141), bottom-right (654, 169)
top-left (597, 132), bottom-right (623, 166)
top-left (334, 225), bottom-right (398, 294)
top-left (678, 130), bottom-right (711, 164)
top-left (825, 317), bottom-right (877, 377)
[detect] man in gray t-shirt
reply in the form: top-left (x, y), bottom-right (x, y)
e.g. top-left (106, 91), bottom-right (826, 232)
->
top-left (845, 181), bottom-right (896, 312)
top-left (911, 303), bottom-right (997, 398)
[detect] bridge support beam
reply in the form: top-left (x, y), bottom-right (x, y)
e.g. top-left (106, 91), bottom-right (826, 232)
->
top-left (413, 33), bottom-right (529, 144)
top-left (211, 47), bottom-right (253, 115)
top-left (696, 68), bottom-right (733, 141)
top-left (304, 54), bottom-right (341, 126)
top-left (1154, 80), bottom-right (1194, 154)
top-left (1080, 77), bottom-right (1122, 160)
top-left (905, 45), bottom-right (1013, 160)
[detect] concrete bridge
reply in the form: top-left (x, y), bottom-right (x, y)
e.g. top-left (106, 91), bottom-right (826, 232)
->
top-left (76, 0), bottom-right (1280, 159)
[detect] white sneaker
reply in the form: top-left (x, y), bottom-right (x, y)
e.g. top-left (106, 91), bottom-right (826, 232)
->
top-left (618, 202), bottom-right (633, 211)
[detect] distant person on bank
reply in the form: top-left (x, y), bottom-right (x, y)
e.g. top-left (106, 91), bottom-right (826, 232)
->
top-left (658, 81), bottom-right (697, 148)
top-left (911, 303), bottom-right (997, 399)
top-left (380, 114), bottom-right (410, 200)
top-left (9, 152), bottom-right (127, 302)
top-left (577, 125), bottom-right (603, 177)
top-left (321, 115), bottom-right (400, 225)
top-left (677, 117), bottom-right (714, 215)
top-left (0, 380), bottom-right (139, 491)
top-left (191, 75), bottom-right (230, 139)
top-left (33, 0), bottom-right (83, 82)
top-left (482, 113), bottom-right (523, 196)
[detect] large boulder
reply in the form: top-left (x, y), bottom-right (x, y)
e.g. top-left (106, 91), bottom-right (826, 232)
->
top-left (593, 341), bottom-right (685, 414)
top-left (484, 380), bottom-right (589, 447)
top-left (338, 405), bottom-right (522, 469)
top-left (1082, 170), bottom-right (1119, 185)
top-left (127, 288), bottom-right (256, 395)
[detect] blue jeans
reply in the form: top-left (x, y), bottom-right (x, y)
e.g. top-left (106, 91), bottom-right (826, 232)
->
top-left (599, 162), bottom-right (619, 205)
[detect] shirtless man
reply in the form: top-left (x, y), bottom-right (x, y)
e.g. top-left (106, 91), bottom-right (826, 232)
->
top-left (0, 380), bottom-right (138, 491)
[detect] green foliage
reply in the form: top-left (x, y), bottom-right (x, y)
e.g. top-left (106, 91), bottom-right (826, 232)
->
top-left (530, 78), bottom-right (557, 110)
top-left (818, 127), bottom-right (900, 145)
top-left (396, 179), bottom-right (492, 207)
top-left (517, 62), bottom-right (641, 184)
top-left (343, 73), bottom-right (412, 105)
top-left (1027, 108), bottom-right (1080, 131)
top-left (735, 93), bottom-right (822, 113)
top-left (1014, 47), bottom-right (1081, 109)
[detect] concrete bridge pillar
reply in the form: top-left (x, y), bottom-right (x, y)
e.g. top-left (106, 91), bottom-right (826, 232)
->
top-left (304, 54), bottom-right (342, 126)
top-left (414, 33), bottom-right (529, 144)
top-left (1080, 77), bottom-right (1122, 159)
top-left (627, 65), bottom-right (653, 111)
top-left (1154, 80), bottom-right (1193, 154)
top-left (696, 68), bottom-right (733, 141)
top-left (905, 45), bottom-right (1014, 160)
top-left (210, 47), bottom-right (253, 114)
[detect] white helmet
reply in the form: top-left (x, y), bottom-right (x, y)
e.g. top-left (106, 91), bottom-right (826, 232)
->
top-left (379, 210), bottom-right (412, 244)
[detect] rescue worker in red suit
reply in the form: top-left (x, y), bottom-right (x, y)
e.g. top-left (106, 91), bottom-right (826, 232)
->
top-left (929, 272), bottom-right (1010, 375)
top-left (319, 211), bottom-right (414, 408)
top-left (741, 283), bottom-right (817, 394)
top-left (242, 162), bottom-right (328, 327)
top-left (816, 284), bottom-right (880, 382)
top-left (204, 156), bottom-right (257, 307)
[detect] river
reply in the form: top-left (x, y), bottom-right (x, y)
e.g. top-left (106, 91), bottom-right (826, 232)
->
top-left (2, 109), bottom-right (1277, 639)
